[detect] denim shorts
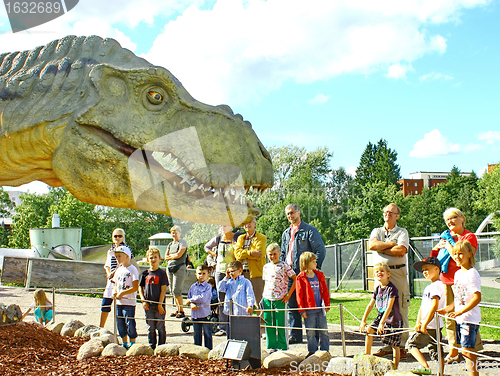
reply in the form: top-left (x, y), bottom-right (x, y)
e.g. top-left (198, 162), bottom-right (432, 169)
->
top-left (456, 323), bottom-right (479, 349)
top-left (101, 297), bottom-right (113, 313)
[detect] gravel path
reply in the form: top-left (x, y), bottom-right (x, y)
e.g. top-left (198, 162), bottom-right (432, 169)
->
top-left (2, 285), bottom-right (500, 375)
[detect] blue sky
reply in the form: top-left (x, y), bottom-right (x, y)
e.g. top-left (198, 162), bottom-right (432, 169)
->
top-left (1, 0), bottom-right (499, 195)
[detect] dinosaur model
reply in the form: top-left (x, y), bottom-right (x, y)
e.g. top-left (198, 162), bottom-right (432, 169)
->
top-left (0, 36), bottom-right (273, 226)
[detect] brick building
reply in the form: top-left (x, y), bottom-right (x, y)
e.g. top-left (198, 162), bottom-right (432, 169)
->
top-left (398, 171), bottom-right (471, 197)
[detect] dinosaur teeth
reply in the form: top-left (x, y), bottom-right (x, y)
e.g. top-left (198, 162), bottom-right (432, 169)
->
top-left (224, 188), bottom-right (231, 198)
top-left (234, 189), bottom-right (242, 201)
top-left (180, 174), bottom-right (192, 185)
top-left (244, 186), bottom-right (250, 194)
top-left (213, 189), bottom-right (220, 198)
top-left (259, 186), bottom-right (266, 194)
top-left (189, 184), bottom-right (198, 193)
top-left (163, 152), bottom-right (173, 163)
top-left (205, 186), bottom-right (212, 192)
top-left (171, 161), bottom-right (182, 173)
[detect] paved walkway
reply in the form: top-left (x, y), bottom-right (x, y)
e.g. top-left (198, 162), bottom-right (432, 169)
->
top-left (478, 267), bottom-right (500, 289)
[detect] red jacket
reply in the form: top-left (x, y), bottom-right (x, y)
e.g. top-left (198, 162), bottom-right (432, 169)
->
top-left (296, 270), bottom-right (330, 314)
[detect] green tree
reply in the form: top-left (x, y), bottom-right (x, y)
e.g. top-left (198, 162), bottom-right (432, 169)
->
top-left (0, 188), bottom-right (15, 246)
top-left (355, 139), bottom-right (401, 188)
top-left (9, 188), bottom-right (64, 248)
top-left (476, 164), bottom-right (500, 232)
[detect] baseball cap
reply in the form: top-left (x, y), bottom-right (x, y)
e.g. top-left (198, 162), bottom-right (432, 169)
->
top-left (413, 256), bottom-right (441, 273)
top-left (115, 245), bottom-right (132, 259)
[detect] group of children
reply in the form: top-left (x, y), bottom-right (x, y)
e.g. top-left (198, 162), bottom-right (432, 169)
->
top-left (21, 237), bottom-right (482, 374)
top-left (359, 239), bottom-right (481, 376)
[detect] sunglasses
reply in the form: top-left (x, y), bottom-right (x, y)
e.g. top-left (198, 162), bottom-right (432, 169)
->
top-left (114, 235), bottom-right (123, 238)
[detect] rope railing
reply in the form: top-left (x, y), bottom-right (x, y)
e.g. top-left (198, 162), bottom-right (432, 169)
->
top-left (9, 284), bottom-right (500, 372)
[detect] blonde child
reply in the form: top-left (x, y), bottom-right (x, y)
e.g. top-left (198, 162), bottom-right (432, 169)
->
top-left (262, 243), bottom-right (297, 351)
top-left (21, 289), bottom-right (53, 325)
top-left (407, 257), bottom-right (445, 375)
top-left (296, 252), bottom-right (330, 357)
top-left (438, 240), bottom-right (481, 376)
top-left (112, 245), bottom-right (140, 349)
top-left (359, 262), bottom-right (403, 369)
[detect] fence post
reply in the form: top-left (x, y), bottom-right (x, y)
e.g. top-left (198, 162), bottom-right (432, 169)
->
top-left (435, 312), bottom-right (443, 376)
top-left (339, 304), bottom-right (346, 357)
top-left (25, 259), bottom-right (33, 290)
top-left (113, 297), bottom-right (117, 343)
top-left (334, 244), bottom-right (339, 288)
top-left (52, 287), bottom-right (56, 323)
top-left (408, 241), bottom-right (415, 298)
top-left (361, 240), bottom-right (367, 291)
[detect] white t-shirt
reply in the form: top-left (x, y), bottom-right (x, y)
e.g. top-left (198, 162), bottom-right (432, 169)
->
top-left (420, 279), bottom-right (446, 329)
top-left (370, 225), bottom-right (409, 266)
top-left (452, 267), bottom-right (481, 324)
top-left (112, 264), bottom-right (139, 306)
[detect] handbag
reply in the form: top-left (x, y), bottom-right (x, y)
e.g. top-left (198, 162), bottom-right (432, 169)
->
top-left (167, 262), bottom-right (182, 273)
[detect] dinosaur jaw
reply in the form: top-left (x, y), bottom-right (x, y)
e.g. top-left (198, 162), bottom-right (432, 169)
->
top-left (53, 122), bottom-right (270, 226)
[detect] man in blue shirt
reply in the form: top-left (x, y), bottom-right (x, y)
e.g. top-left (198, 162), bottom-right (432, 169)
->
top-left (281, 203), bottom-right (326, 344)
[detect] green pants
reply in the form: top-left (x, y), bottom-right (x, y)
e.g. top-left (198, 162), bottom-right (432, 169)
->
top-left (262, 298), bottom-right (287, 350)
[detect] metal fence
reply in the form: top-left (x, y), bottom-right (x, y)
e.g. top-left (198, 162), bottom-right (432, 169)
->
top-left (324, 232), bottom-right (500, 305)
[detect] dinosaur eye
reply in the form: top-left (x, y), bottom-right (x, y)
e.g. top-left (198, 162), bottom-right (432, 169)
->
top-left (147, 91), bottom-right (163, 105)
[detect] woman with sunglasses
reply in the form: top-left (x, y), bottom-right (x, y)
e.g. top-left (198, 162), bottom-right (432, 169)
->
top-left (100, 228), bottom-right (135, 327)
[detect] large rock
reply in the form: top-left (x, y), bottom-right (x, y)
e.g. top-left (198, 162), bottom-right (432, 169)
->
top-left (385, 372), bottom-right (414, 376)
top-left (208, 341), bottom-right (227, 359)
top-left (90, 328), bottom-right (114, 338)
top-left (126, 343), bottom-right (154, 356)
top-left (325, 357), bottom-right (355, 375)
top-left (298, 351), bottom-right (332, 372)
top-left (353, 355), bottom-right (394, 376)
top-left (102, 343), bottom-right (127, 357)
top-left (60, 319), bottom-right (85, 337)
top-left (263, 350), bottom-right (305, 369)
top-left (179, 344), bottom-right (210, 360)
top-left (75, 325), bottom-right (101, 338)
top-left (0, 303), bottom-right (22, 325)
top-left (92, 334), bottom-right (117, 347)
top-left (46, 322), bottom-right (64, 334)
top-left (155, 344), bottom-right (181, 357)
top-left (77, 339), bottom-right (104, 360)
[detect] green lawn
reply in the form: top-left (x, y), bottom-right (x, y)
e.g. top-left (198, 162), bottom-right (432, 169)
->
top-left (326, 295), bottom-right (500, 341)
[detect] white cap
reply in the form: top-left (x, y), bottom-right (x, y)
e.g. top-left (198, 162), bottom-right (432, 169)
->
top-left (115, 245), bottom-right (131, 259)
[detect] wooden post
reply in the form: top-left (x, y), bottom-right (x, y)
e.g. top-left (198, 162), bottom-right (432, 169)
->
top-left (339, 304), bottom-right (346, 357)
top-left (25, 259), bottom-right (33, 289)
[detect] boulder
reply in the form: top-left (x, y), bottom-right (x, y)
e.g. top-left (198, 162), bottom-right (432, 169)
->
top-left (92, 334), bottom-right (117, 347)
top-left (126, 343), bottom-right (154, 356)
top-left (102, 343), bottom-right (127, 357)
top-left (353, 355), bottom-right (394, 376)
top-left (77, 339), bottom-right (104, 360)
top-left (60, 319), bottom-right (85, 337)
top-left (0, 303), bottom-right (22, 325)
top-left (90, 328), bottom-right (114, 338)
top-left (75, 325), bottom-right (101, 338)
top-left (325, 357), bottom-right (355, 375)
top-left (298, 350), bottom-right (332, 372)
top-left (46, 322), bottom-right (64, 334)
top-left (155, 344), bottom-right (181, 357)
top-left (208, 341), bottom-right (227, 359)
top-left (385, 372), bottom-right (414, 376)
top-left (263, 350), bottom-right (304, 369)
top-left (179, 344), bottom-right (210, 360)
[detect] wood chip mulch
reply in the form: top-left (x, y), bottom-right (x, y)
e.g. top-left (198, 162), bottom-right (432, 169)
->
top-left (0, 323), bottom-right (338, 376)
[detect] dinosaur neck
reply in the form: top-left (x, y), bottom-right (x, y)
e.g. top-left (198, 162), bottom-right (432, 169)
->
top-left (0, 121), bottom-right (65, 187)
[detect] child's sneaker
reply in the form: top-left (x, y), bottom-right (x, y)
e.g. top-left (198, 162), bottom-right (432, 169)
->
top-left (122, 342), bottom-right (130, 350)
top-left (411, 367), bottom-right (431, 375)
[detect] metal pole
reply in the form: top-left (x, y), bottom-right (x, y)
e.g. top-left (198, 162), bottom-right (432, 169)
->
top-left (52, 287), bottom-right (55, 323)
top-left (361, 239), bottom-right (367, 291)
top-left (229, 299), bottom-right (233, 339)
top-left (435, 312), bottom-right (443, 376)
top-left (339, 304), bottom-right (346, 357)
top-left (113, 297), bottom-right (117, 342)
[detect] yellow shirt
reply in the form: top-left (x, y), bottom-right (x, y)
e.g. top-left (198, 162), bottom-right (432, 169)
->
top-left (234, 232), bottom-right (267, 278)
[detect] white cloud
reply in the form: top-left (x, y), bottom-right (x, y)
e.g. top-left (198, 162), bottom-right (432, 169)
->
top-left (346, 166), bottom-right (357, 177)
top-left (386, 63), bottom-right (414, 80)
top-left (0, 0), bottom-right (492, 105)
top-left (478, 131), bottom-right (500, 144)
top-left (309, 94), bottom-right (330, 105)
top-left (410, 129), bottom-right (461, 158)
top-left (142, 0), bottom-right (491, 105)
top-left (419, 72), bottom-right (454, 81)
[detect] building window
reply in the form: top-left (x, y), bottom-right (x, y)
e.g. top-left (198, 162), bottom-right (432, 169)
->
top-left (414, 182), bottom-right (418, 187)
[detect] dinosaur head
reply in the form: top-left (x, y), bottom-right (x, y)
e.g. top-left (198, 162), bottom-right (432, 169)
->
top-left (52, 64), bottom-right (273, 226)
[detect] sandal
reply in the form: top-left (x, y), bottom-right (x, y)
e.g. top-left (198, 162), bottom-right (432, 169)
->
top-left (176, 311), bottom-right (186, 318)
top-left (170, 311), bottom-right (178, 317)
top-left (444, 355), bottom-right (460, 364)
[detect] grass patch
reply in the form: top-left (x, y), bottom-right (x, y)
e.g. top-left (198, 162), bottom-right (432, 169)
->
top-left (327, 296), bottom-right (500, 341)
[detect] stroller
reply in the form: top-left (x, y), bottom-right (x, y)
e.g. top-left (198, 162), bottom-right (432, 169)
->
top-left (181, 298), bottom-right (219, 333)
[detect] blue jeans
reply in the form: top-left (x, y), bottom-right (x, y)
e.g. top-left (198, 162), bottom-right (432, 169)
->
top-left (145, 305), bottom-right (166, 349)
top-left (288, 280), bottom-right (303, 342)
top-left (215, 271), bottom-right (228, 332)
top-left (193, 317), bottom-right (213, 349)
top-left (303, 310), bottom-right (329, 353)
top-left (116, 305), bottom-right (137, 340)
top-left (456, 323), bottom-right (479, 349)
